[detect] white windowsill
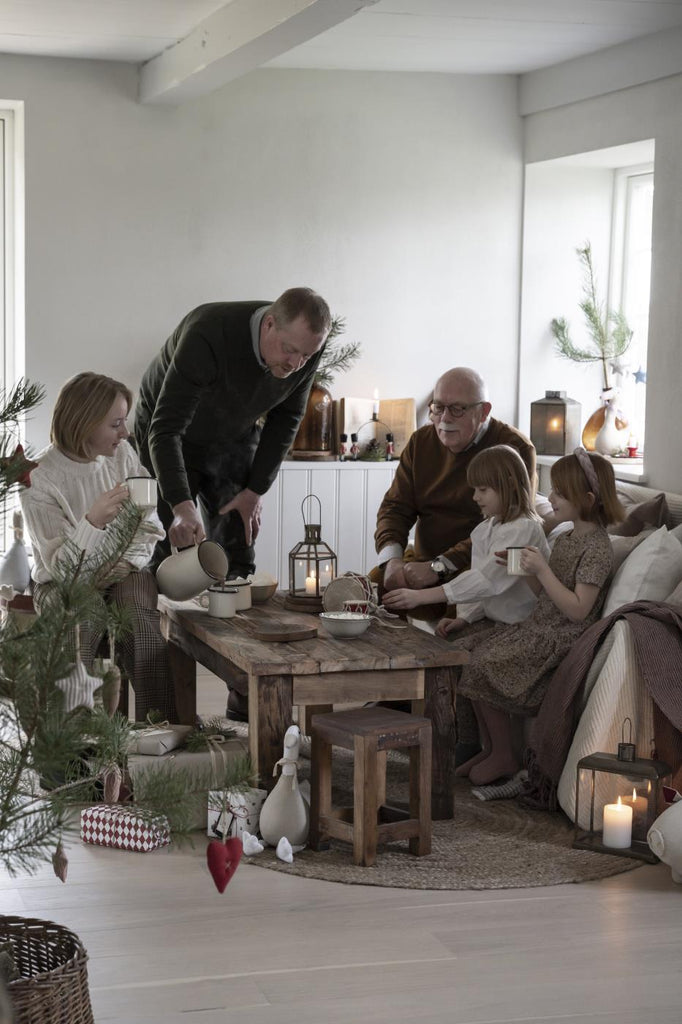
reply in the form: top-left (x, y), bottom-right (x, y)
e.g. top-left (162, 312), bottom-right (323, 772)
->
top-left (536, 453), bottom-right (647, 484)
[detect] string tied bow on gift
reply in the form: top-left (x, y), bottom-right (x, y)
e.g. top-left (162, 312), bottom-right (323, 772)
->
top-left (134, 714), bottom-right (171, 736)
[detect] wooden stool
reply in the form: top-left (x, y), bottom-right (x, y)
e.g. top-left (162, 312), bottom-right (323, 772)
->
top-left (309, 706), bottom-right (432, 867)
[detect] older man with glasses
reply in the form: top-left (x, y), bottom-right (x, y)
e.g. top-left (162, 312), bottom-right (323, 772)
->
top-left (373, 367), bottom-right (536, 609)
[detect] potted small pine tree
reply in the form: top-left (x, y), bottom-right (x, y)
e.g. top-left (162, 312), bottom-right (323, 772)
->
top-left (550, 242), bottom-right (633, 450)
top-left (0, 380), bottom-right (251, 1021)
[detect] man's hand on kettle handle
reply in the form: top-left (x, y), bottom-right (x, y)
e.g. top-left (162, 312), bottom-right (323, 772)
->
top-left (169, 500), bottom-right (206, 548)
top-left (219, 488), bottom-right (263, 546)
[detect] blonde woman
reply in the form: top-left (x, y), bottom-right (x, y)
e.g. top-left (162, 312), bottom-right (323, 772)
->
top-left (20, 372), bottom-right (176, 721)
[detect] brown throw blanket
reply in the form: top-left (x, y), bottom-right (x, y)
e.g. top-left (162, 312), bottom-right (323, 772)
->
top-left (524, 601), bottom-right (682, 810)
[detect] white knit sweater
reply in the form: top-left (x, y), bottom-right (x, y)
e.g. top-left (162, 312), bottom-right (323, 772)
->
top-left (20, 440), bottom-right (164, 584)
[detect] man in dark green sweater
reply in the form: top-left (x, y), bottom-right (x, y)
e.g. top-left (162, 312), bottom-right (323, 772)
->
top-left (134, 288), bottom-right (331, 579)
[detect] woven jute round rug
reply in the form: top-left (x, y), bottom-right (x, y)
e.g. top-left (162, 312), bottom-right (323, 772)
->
top-left (246, 746), bottom-right (640, 890)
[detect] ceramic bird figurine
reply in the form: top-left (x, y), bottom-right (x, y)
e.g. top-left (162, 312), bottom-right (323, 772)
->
top-left (0, 510), bottom-right (31, 593)
top-left (258, 725), bottom-right (309, 848)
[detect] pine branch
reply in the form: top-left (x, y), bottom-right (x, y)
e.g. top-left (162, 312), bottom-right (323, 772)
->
top-left (550, 241), bottom-right (632, 390)
top-left (0, 380), bottom-right (45, 426)
top-left (313, 315), bottom-right (361, 388)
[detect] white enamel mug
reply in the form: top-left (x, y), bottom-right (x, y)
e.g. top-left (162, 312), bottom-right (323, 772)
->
top-left (156, 540), bottom-right (229, 601)
top-left (229, 578), bottom-right (252, 610)
top-left (206, 584), bottom-right (239, 618)
top-left (506, 547), bottom-right (529, 576)
top-left (125, 475), bottom-right (158, 508)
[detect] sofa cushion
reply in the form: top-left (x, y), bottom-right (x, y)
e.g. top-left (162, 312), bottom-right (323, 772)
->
top-left (665, 578), bottom-right (682, 610)
top-left (608, 493), bottom-right (671, 537)
top-left (602, 526), bottom-right (682, 617)
top-left (609, 528), bottom-right (655, 572)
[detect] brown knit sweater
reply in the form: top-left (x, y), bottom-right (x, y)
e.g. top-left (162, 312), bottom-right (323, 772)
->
top-left (524, 601), bottom-right (682, 809)
top-left (374, 418), bottom-right (536, 568)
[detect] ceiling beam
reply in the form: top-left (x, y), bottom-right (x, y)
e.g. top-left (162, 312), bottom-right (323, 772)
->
top-left (138, 0), bottom-right (379, 105)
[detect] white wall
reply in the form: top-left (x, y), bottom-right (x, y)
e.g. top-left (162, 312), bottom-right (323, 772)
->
top-left (0, 55), bottom-right (523, 448)
top-left (523, 73), bottom-right (682, 492)
top-left (518, 163), bottom-right (615, 439)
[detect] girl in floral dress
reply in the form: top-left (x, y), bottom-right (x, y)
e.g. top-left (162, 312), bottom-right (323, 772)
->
top-left (454, 447), bottom-right (624, 785)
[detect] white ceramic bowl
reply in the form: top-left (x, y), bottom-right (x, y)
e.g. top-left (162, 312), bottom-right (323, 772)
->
top-left (319, 611), bottom-right (372, 638)
top-left (250, 581), bottom-right (278, 603)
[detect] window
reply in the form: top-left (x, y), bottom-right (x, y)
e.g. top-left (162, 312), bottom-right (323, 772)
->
top-left (0, 105), bottom-right (25, 551)
top-left (609, 166), bottom-right (654, 453)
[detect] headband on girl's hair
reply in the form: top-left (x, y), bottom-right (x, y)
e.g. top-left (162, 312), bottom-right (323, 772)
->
top-left (573, 446), bottom-right (600, 499)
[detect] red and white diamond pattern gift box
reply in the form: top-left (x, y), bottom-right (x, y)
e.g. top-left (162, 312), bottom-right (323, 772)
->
top-left (80, 804), bottom-right (170, 853)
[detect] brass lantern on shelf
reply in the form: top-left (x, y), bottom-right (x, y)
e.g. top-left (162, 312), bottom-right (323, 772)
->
top-left (530, 391), bottom-right (582, 455)
top-left (285, 494), bottom-right (337, 612)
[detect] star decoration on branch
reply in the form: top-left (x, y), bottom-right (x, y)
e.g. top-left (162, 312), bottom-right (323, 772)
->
top-left (609, 356), bottom-right (630, 379)
top-left (0, 443), bottom-right (38, 488)
top-left (633, 366), bottom-right (647, 385)
top-left (55, 661), bottom-right (101, 713)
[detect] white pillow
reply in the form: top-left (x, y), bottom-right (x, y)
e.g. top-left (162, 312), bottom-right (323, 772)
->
top-left (669, 522), bottom-right (682, 545)
top-left (602, 526), bottom-right (682, 617)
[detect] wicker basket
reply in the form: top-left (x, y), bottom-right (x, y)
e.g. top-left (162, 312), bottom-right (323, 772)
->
top-left (1, 915), bottom-right (94, 1024)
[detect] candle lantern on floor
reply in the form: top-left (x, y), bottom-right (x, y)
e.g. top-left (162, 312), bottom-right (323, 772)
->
top-left (572, 720), bottom-right (671, 862)
top-left (285, 494), bottom-right (337, 612)
top-left (530, 391), bottom-right (582, 455)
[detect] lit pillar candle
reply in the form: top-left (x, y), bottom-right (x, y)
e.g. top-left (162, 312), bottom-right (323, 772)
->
top-left (623, 787), bottom-right (648, 835)
top-left (319, 563), bottom-right (332, 589)
top-left (305, 573), bottom-right (317, 595)
top-left (372, 388), bottom-right (380, 418)
top-left (602, 796), bottom-right (633, 849)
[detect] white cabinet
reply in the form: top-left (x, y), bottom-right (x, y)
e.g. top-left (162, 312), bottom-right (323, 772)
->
top-left (257, 460), bottom-right (399, 584)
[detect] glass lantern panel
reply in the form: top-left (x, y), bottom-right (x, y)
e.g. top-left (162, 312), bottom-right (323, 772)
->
top-left (289, 544), bottom-right (337, 596)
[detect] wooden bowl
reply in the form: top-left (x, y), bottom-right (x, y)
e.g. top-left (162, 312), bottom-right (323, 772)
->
top-left (250, 581), bottom-right (278, 603)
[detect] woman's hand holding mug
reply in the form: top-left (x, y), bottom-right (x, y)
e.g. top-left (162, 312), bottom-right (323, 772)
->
top-left (86, 482), bottom-right (130, 530)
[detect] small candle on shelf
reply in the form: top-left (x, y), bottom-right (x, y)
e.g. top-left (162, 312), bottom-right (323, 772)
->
top-left (305, 573), bottom-right (317, 596)
top-left (548, 416), bottom-right (562, 432)
top-left (602, 795), bottom-right (633, 849)
top-left (319, 563), bottom-right (332, 589)
top-left (372, 388), bottom-right (380, 419)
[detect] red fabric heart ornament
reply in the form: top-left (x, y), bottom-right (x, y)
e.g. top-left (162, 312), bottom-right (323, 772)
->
top-left (206, 838), bottom-right (242, 893)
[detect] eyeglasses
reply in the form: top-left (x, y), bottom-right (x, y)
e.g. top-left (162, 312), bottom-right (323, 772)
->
top-left (428, 401), bottom-right (484, 419)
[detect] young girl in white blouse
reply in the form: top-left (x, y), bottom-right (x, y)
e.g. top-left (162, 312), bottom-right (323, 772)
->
top-left (382, 444), bottom-right (549, 632)
top-left (20, 372), bottom-right (176, 721)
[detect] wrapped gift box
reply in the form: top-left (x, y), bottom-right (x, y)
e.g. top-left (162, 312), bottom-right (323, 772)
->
top-left (80, 804), bottom-right (170, 852)
top-left (207, 787), bottom-right (267, 840)
top-left (128, 737), bottom-right (250, 831)
top-left (127, 724), bottom-right (193, 756)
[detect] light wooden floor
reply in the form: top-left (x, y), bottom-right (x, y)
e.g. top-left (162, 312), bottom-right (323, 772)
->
top-left (2, 670), bottom-right (681, 1024)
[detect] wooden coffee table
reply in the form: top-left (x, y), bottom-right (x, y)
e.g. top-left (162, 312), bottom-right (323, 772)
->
top-left (159, 593), bottom-right (468, 819)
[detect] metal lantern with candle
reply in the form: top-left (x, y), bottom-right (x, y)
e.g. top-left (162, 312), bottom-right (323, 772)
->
top-left (530, 391), bottom-right (582, 455)
top-left (572, 719), bottom-right (672, 862)
top-left (285, 494), bottom-right (337, 612)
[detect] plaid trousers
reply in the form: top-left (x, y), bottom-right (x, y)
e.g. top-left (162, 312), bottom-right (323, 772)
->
top-left (34, 569), bottom-right (177, 722)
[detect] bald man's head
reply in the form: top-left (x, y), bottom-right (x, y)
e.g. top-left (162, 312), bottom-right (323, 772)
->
top-left (429, 368), bottom-right (492, 454)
